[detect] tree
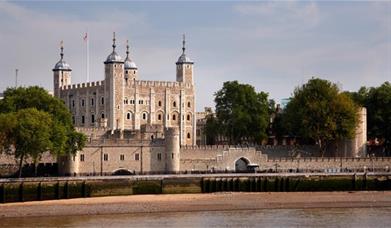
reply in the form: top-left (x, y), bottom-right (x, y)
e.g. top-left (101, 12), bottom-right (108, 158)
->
top-left (204, 114), bottom-right (220, 145)
top-left (345, 82), bottom-right (391, 155)
top-left (0, 86), bottom-right (86, 177)
top-left (214, 81), bottom-right (269, 144)
top-left (365, 82), bottom-right (391, 155)
top-left (284, 78), bottom-right (358, 156)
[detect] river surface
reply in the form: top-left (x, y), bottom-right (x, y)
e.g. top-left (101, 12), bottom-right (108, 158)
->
top-left (1, 207), bottom-right (390, 227)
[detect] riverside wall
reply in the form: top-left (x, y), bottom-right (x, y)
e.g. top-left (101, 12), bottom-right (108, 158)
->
top-left (0, 173), bottom-right (390, 203)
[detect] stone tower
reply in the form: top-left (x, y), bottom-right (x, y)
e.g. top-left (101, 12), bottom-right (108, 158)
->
top-left (176, 34), bottom-right (194, 84)
top-left (53, 41), bottom-right (72, 97)
top-left (124, 40), bottom-right (138, 82)
top-left (165, 127), bottom-right (180, 173)
top-left (104, 32), bottom-right (125, 132)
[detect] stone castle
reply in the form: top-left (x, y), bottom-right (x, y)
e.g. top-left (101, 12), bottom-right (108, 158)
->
top-left (53, 33), bottom-right (196, 146)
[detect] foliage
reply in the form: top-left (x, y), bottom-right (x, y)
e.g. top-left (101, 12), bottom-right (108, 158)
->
top-left (204, 114), bottom-right (220, 145)
top-left (345, 82), bottom-right (391, 155)
top-left (284, 78), bottom-right (358, 156)
top-left (0, 86), bottom-right (86, 176)
top-left (214, 81), bottom-right (269, 144)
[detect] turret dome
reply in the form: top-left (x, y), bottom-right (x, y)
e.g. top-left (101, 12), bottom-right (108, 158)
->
top-left (176, 34), bottom-right (193, 65)
top-left (124, 40), bottom-right (137, 69)
top-left (104, 32), bottom-right (124, 64)
top-left (53, 41), bottom-right (72, 71)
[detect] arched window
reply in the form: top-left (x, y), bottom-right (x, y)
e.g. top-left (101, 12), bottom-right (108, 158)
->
top-left (101, 113), bottom-right (105, 119)
top-left (101, 97), bottom-right (104, 105)
top-left (81, 116), bottom-right (85, 124)
top-left (158, 114), bottom-right (162, 120)
top-left (187, 133), bottom-right (191, 139)
top-left (142, 113), bottom-right (147, 120)
top-left (127, 113), bottom-right (131, 120)
top-left (187, 102), bottom-right (191, 108)
top-left (158, 101), bottom-right (162, 107)
top-left (172, 114), bottom-right (176, 121)
top-left (187, 114), bottom-right (191, 121)
top-left (91, 98), bottom-right (94, 106)
top-left (81, 99), bottom-right (85, 107)
top-left (91, 114), bottom-right (95, 123)
top-left (173, 101), bottom-right (176, 107)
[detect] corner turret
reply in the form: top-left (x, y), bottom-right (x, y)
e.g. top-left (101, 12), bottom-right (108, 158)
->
top-left (176, 34), bottom-right (194, 84)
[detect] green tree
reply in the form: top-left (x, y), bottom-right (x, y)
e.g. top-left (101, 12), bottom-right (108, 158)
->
top-left (214, 81), bottom-right (269, 144)
top-left (365, 82), bottom-right (391, 155)
top-left (204, 114), bottom-right (220, 145)
top-left (345, 82), bottom-right (391, 155)
top-left (0, 86), bottom-right (86, 176)
top-left (284, 78), bottom-right (358, 156)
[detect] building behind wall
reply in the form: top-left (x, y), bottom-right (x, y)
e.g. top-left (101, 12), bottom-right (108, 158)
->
top-left (53, 33), bottom-right (196, 145)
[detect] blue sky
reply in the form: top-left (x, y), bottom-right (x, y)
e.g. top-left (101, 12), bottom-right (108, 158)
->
top-left (0, 1), bottom-right (390, 110)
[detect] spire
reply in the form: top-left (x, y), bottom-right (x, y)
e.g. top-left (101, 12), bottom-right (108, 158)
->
top-left (60, 40), bottom-right (64, 60)
top-left (112, 32), bottom-right (116, 51)
top-left (126, 39), bottom-right (129, 58)
top-left (182, 34), bottom-right (186, 54)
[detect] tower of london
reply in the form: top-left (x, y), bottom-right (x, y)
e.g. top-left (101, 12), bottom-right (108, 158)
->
top-left (53, 33), bottom-right (196, 145)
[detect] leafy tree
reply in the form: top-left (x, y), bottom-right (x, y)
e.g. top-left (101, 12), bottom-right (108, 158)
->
top-left (365, 82), bottom-right (391, 155)
top-left (284, 78), bottom-right (358, 156)
top-left (345, 82), bottom-right (391, 155)
top-left (214, 81), bottom-right (269, 144)
top-left (204, 114), bottom-right (220, 145)
top-left (0, 86), bottom-right (86, 176)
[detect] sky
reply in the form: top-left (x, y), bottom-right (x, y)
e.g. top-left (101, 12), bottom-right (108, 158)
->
top-left (0, 1), bottom-right (390, 110)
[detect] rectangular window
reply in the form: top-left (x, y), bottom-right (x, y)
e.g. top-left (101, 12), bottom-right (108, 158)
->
top-left (157, 153), bottom-right (162, 161)
top-left (101, 97), bottom-right (104, 105)
top-left (72, 100), bottom-right (75, 107)
top-left (81, 116), bottom-right (85, 124)
top-left (135, 153), bottom-right (140, 161)
top-left (80, 154), bottom-right (85, 162)
top-left (138, 100), bottom-right (143, 104)
top-left (172, 153), bottom-right (174, 159)
top-left (104, 154), bottom-right (108, 161)
top-left (120, 154), bottom-right (125, 161)
top-left (91, 114), bottom-right (95, 123)
top-left (81, 99), bottom-right (85, 106)
top-left (91, 98), bottom-right (94, 106)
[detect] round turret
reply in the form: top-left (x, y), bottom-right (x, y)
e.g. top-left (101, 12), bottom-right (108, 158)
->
top-left (53, 42), bottom-right (72, 71)
top-left (165, 127), bottom-right (180, 173)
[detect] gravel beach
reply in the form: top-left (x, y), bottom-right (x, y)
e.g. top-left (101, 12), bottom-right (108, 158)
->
top-left (0, 191), bottom-right (390, 218)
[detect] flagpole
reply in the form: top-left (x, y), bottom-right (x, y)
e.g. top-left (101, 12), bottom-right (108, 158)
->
top-left (86, 32), bottom-right (89, 82)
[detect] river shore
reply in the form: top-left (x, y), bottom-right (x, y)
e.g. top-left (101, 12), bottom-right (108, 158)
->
top-left (0, 191), bottom-right (390, 218)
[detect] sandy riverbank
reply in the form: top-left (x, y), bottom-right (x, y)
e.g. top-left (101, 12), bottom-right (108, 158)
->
top-left (0, 191), bottom-right (390, 218)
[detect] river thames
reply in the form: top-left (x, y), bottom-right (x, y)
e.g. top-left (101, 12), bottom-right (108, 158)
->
top-left (1, 207), bottom-right (390, 227)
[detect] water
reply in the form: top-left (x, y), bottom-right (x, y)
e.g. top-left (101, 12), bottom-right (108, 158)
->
top-left (1, 207), bottom-right (390, 228)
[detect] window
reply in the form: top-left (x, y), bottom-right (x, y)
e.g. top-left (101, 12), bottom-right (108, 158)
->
top-left (187, 133), bottom-right (191, 139)
top-left (80, 154), bottom-right (85, 162)
top-left (172, 153), bottom-right (174, 159)
top-left (158, 101), bottom-right (162, 107)
top-left (91, 98), bottom-right (94, 106)
top-left (124, 98), bottom-right (128, 105)
top-left (139, 100), bottom-right (143, 104)
top-left (187, 102), bottom-right (191, 108)
top-left (72, 100), bottom-right (75, 107)
top-left (101, 113), bottom-right (105, 119)
top-left (120, 154), bottom-right (125, 161)
top-left (130, 100), bottom-right (135, 104)
top-left (81, 99), bottom-right (85, 106)
top-left (172, 114), bottom-right (176, 121)
top-left (142, 113), bottom-right (147, 120)
top-left (127, 113), bottom-right (131, 120)
top-left (173, 101), bottom-right (176, 107)
top-left (157, 153), bottom-right (162, 161)
top-left (135, 153), bottom-right (140, 161)
top-left (158, 114), bottom-right (162, 121)
top-left (187, 114), bottom-right (191, 121)
top-left (125, 70), bottom-right (128, 74)
top-left (91, 114), bottom-right (95, 123)
top-left (81, 116), bottom-right (85, 124)
top-left (101, 97), bottom-right (104, 105)
top-left (103, 154), bottom-right (108, 161)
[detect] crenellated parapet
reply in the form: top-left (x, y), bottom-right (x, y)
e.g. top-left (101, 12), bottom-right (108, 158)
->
top-left (60, 80), bottom-right (105, 91)
top-left (127, 80), bottom-right (193, 89)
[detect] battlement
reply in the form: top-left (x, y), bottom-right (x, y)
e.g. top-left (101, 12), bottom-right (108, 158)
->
top-left (60, 80), bottom-right (105, 91)
top-left (181, 145), bottom-right (256, 151)
top-left (267, 157), bottom-right (391, 163)
top-left (128, 80), bottom-right (193, 89)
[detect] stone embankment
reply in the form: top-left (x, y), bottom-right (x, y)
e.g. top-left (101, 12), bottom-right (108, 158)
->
top-left (0, 173), bottom-right (390, 203)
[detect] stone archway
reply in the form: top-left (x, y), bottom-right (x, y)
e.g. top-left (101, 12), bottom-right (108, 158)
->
top-left (112, 169), bottom-right (134, 176)
top-left (235, 157), bottom-right (250, 172)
